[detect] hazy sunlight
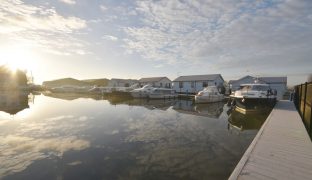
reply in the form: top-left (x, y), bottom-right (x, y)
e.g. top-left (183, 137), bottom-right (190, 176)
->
top-left (0, 45), bottom-right (37, 72)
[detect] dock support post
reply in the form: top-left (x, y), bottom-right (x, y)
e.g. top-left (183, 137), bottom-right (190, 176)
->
top-left (303, 82), bottom-right (308, 122)
top-left (310, 98), bottom-right (312, 136)
top-left (300, 85), bottom-right (302, 115)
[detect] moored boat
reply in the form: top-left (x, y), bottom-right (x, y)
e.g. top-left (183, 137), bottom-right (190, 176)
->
top-left (194, 86), bottom-right (224, 103)
top-left (229, 83), bottom-right (276, 114)
top-left (49, 86), bottom-right (91, 93)
top-left (130, 85), bottom-right (154, 98)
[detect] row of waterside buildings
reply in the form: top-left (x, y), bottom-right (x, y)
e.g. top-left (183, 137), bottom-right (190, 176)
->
top-left (109, 74), bottom-right (287, 100)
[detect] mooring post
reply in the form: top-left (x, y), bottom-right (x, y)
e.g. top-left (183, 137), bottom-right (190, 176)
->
top-left (299, 84), bottom-right (303, 117)
top-left (303, 82), bottom-right (308, 123)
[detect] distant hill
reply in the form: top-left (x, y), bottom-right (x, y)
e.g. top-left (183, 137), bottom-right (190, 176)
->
top-left (42, 78), bottom-right (109, 88)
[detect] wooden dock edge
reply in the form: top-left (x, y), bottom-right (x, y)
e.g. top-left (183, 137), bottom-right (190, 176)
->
top-left (228, 100), bottom-right (311, 180)
top-left (228, 103), bottom-right (276, 180)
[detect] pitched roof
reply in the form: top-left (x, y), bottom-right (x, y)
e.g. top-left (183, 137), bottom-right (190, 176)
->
top-left (110, 78), bottom-right (138, 83)
top-left (173, 74), bottom-right (223, 82)
top-left (229, 76), bottom-right (287, 84)
top-left (258, 77), bottom-right (287, 84)
top-left (139, 77), bottom-right (169, 82)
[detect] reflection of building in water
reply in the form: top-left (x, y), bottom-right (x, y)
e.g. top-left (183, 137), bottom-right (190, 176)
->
top-left (0, 91), bottom-right (30, 115)
top-left (172, 100), bottom-right (224, 118)
top-left (228, 109), bottom-right (271, 132)
top-left (107, 97), bottom-right (175, 111)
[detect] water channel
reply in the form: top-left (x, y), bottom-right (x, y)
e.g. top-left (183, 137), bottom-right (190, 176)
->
top-left (0, 92), bottom-right (270, 180)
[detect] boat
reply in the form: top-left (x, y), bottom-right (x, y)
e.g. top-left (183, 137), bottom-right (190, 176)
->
top-left (194, 86), bottom-right (224, 103)
top-left (49, 86), bottom-right (91, 93)
top-left (229, 83), bottom-right (277, 113)
top-left (148, 88), bottom-right (177, 99)
top-left (88, 86), bottom-right (112, 94)
top-left (130, 84), bottom-right (154, 98)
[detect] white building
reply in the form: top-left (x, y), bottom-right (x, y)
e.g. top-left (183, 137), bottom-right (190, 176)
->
top-left (139, 77), bottom-right (172, 88)
top-left (172, 74), bottom-right (225, 94)
top-left (228, 76), bottom-right (287, 100)
top-left (108, 78), bottom-right (138, 87)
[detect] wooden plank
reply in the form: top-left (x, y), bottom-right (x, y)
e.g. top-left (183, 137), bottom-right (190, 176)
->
top-left (229, 100), bottom-right (312, 180)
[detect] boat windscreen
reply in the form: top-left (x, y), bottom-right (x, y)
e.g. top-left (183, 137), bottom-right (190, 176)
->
top-left (251, 85), bottom-right (270, 91)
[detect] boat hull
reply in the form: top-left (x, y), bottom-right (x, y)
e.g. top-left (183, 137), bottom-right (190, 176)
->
top-left (233, 97), bottom-right (276, 113)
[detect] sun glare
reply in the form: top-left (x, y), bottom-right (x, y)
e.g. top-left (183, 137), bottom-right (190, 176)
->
top-left (0, 45), bottom-right (37, 72)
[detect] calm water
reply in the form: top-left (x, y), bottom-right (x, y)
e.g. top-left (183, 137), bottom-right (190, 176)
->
top-left (0, 92), bottom-right (270, 180)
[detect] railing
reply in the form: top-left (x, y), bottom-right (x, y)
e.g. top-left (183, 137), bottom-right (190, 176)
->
top-left (294, 82), bottom-right (312, 138)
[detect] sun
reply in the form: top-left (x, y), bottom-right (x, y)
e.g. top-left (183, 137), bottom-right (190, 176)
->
top-left (0, 45), bottom-right (37, 72)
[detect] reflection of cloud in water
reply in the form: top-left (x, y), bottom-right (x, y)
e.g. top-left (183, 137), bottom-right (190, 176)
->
top-left (0, 135), bottom-right (89, 177)
top-left (46, 115), bottom-right (74, 121)
top-left (0, 114), bottom-right (93, 178)
top-left (122, 110), bottom-right (245, 179)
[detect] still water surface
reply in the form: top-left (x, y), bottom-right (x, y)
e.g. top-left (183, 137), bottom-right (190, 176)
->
top-left (0, 92), bottom-right (269, 180)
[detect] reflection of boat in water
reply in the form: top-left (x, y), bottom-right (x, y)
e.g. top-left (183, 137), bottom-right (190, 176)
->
top-left (229, 83), bottom-right (276, 114)
top-left (228, 108), bottom-right (271, 131)
top-left (43, 92), bottom-right (104, 101)
top-left (195, 86), bottom-right (224, 103)
top-left (172, 100), bottom-right (224, 118)
top-left (0, 91), bottom-right (30, 115)
top-left (107, 97), bottom-right (176, 111)
top-left (148, 88), bottom-right (177, 99)
top-left (130, 85), bottom-right (177, 99)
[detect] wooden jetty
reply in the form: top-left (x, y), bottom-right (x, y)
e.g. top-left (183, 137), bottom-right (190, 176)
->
top-left (178, 94), bottom-right (195, 100)
top-left (229, 100), bottom-right (312, 180)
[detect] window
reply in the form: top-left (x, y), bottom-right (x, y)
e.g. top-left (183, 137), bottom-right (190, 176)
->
top-left (160, 83), bottom-right (162, 87)
top-left (191, 82), bottom-right (195, 88)
top-left (203, 82), bottom-right (208, 87)
top-left (179, 82), bottom-right (183, 88)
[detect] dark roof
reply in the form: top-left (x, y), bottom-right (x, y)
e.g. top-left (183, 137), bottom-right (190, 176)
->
top-left (173, 74), bottom-right (223, 82)
top-left (228, 75), bottom-right (253, 84)
top-left (259, 77), bottom-right (287, 84)
top-left (110, 78), bottom-right (138, 83)
top-left (139, 77), bottom-right (170, 82)
top-left (229, 76), bottom-right (287, 84)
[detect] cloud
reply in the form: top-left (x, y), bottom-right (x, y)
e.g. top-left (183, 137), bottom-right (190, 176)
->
top-left (59, 0), bottom-right (76, 5)
top-left (102, 35), bottom-right (118, 41)
top-left (100, 5), bottom-right (108, 12)
top-left (0, 0), bottom-right (88, 55)
top-left (123, 0), bottom-right (312, 71)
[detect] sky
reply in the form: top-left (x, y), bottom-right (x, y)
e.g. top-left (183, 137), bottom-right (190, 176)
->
top-left (0, 0), bottom-right (311, 86)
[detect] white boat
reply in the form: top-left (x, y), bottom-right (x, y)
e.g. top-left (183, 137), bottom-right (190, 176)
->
top-left (229, 83), bottom-right (277, 113)
top-left (50, 86), bottom-right (91, 93)
top-left (130, 85), bottom-right (154, 98)
top-left (88, 86), bottom-right (112, 94)
top-left (194, 86), bottom-right (224, 103)
top-left (148, 88), bottom-right (177, 99)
